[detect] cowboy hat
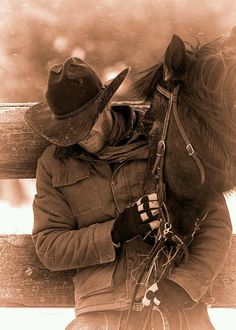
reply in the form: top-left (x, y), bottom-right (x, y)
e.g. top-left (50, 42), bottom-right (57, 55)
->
top-left (24, 57), bottom-right (130, 146)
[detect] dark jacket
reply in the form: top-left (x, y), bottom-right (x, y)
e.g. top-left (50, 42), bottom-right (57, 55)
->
top-left (32, 107), bottom-right (232, 327)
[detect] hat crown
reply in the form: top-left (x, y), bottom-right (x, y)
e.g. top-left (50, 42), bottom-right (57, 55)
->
top-left (46, 57), bottom-right (103, 117)
top-left (24, 57), bottom-right (129, 147)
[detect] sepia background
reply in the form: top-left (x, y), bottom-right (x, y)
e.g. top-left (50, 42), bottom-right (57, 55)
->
top-left (0, 0), bottom-right (236, 329)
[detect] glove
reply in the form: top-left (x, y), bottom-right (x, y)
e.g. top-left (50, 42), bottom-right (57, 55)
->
top-left (111, 193), bottom-right (160, 243)
top-left (142, 279), bottom-right (193, 315)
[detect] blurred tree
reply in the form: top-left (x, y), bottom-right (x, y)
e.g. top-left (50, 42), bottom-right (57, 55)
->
top-left (0, 0), bottom-right (235, 102)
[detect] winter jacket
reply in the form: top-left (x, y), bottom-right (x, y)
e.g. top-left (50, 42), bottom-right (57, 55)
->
top-left (32, 107), bottom-right (232, 325)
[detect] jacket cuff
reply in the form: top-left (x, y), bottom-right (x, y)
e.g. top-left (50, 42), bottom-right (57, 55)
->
top-left (156, 279), bottom-right (193, 313)
top-left (93, 219), bottom-right (117, 264)
top-left (167, 272), bottom-right (209, 302)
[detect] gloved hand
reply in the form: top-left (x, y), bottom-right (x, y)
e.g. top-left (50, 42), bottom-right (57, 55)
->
top-left (142, 279), bottom-right (193, 316)
top-left (111, 193), bottom-right (160, 244)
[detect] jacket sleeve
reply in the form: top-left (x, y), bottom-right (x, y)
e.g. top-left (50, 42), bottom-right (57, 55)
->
top-left (167, 195), bottom-right (232, 302)
top-left (32, 155), bottom-right (117, 271)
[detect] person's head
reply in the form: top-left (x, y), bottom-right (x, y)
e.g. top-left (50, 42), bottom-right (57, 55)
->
top-left (78, 102), bottom-right (113, 153)
top-left (24, 57), bottom-right (129, 147)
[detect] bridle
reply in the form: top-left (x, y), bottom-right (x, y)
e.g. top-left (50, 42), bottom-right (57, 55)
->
top-left (152, 84), bottom-right (205, 208)
top-left (125, 84), bottom-right (206, 330)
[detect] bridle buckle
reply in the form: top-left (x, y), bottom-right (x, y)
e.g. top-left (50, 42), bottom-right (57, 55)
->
top-left (186, 143), bottom-right (195, 156)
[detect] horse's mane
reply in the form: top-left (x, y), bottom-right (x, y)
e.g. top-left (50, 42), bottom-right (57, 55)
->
top-left (186, 38), bottom-right (236, 152)
top-left (132, 37), bottom-right (236, 186)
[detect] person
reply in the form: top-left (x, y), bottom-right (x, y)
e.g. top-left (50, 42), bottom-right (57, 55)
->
top-left (24, 57), bottom-right (232, 330)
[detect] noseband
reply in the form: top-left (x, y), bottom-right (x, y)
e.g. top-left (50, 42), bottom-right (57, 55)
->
top-left (152, 84), bottom-right (205, 206)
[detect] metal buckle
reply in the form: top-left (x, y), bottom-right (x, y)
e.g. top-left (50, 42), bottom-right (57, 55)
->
top-left (163, 223), bottom-right (172, 238)
top-left (186, 144), bottom-right (194, 156)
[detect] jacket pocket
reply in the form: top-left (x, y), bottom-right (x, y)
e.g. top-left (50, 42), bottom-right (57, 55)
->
top-left (73, 261), bottom-right (117, 299)
top-left (52, 159), bottom-right (102, 217)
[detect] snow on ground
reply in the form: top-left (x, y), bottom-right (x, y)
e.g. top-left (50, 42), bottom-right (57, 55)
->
top-left (0, 200), bottom-right (34, 234)
top-left (0, 308), bottom-right (74, 330)
top-left (0, 307), bottom-right (235, 330)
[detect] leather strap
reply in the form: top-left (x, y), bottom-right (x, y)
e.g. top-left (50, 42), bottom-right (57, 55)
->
top-left (155, 84), bottom-right (205, 184)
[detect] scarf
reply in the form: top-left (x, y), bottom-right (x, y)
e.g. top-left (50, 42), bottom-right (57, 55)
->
top-left (54, 106), bottom-right (149, 163)
top-left (96, 109), bottom-right (149, 163)
top-left (97, 140), bottom-right (149, 163)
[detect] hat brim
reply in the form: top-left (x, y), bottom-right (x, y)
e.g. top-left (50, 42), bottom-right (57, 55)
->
top-left (24, 67), bottom-right (130, 146)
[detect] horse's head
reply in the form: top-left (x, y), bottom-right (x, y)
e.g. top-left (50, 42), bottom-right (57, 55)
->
top-left (133, 28), bottom-right (236, 234)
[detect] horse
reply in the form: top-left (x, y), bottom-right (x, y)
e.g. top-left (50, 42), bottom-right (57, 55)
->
top-left (132, 28), bottom-right (236, 237)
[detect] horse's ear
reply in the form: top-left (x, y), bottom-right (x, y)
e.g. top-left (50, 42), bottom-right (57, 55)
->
top-left (164, 34), bottom-right (187, 82)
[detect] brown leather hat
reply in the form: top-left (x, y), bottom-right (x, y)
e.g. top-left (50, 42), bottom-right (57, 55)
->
top-left (24, 57), bottom-right (130, 146)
